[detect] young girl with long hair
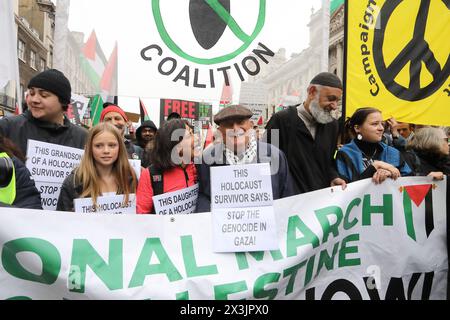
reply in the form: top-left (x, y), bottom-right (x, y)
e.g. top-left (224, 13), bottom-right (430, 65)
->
top-left (57, 123), bottom-right (137, 212)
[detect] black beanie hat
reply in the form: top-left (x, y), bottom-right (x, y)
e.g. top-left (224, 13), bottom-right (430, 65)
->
top-left (28, 69), bottom-right (72, 105)
top-left (310, 72), bottom-right (343, 89)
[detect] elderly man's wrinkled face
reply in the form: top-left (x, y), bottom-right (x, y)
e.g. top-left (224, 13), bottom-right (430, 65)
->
top-left (309, 85), bottom-right (343, 124)
top-left (218, 118), bottom-right (253, 155)
top-left (103, 112), bottom-right (126, 136)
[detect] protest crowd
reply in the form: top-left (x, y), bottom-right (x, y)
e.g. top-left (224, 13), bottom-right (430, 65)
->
top-left (1, 69), bottom-right (448, 212)
top-left (0, 69), bottom-right (449, 300)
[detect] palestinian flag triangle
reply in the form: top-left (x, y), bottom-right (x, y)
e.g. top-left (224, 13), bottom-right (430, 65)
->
top-left (140, 99), bottom-right (150, 123)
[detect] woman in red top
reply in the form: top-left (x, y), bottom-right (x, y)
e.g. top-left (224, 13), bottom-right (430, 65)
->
top-left (137, 119), bottom-right (197, 214)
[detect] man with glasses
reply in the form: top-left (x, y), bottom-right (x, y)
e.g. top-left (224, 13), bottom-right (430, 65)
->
top-left (264, 72), bottom-right (346, 194)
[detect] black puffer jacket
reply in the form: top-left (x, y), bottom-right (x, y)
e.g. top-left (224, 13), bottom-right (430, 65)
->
top-left (56, 172), bottom-right (83, 212)
top-left (0, 110), bottom-right (87, 156)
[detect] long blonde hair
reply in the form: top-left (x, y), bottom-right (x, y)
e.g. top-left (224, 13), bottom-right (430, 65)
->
top-left (75, 123), bottom-right (137, 206)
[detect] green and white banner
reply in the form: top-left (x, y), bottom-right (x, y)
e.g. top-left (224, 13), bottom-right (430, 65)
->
top-left (0, 177), bottom-right (447, 300)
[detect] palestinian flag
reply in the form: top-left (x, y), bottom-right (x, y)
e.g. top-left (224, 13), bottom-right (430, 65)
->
top-left (402, 184), bottom-right (435, 242)
top-left (140, 99), bottom-right (150, 123)
top-left (204, 124), bottom-right (214, 149)
top-left (80, 30), bottom-right (107, 94)
top-left (101, 42), bottom-right (118, 103)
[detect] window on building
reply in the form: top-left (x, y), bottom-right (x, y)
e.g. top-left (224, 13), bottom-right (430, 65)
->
top-left (20, 84), bottom-right (24, 101)
top-left (40, 58), bottom-right (46, 71)
top-left (49, 45), bottom-right (53, 68)
top-left (30, 50), bottom-right (37, 69)
top-left (18, 40), bottom-right (26, 61)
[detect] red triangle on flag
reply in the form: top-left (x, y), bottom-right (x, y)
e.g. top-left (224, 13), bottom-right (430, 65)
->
top-left (204, 125), bottom-right (214, 149)
top-left (83, 30), bottom-right (97, 60)
top-left (101, 43), bottom-right (118, 92)
top-left (257, 116), bottom-right (263, 126)
top-left (14, 103), bottom-right (21, 115)
top-left (404, 184), bottom-right (432, 207)
top-left (140, 99), bottom-right (150, 122)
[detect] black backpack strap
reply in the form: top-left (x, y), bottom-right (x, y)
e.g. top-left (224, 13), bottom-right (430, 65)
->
top-left (149, 165), bottom-right (164, 214)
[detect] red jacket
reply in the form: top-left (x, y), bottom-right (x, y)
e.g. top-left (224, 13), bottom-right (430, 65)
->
top-left (137, 164), bottom-right (197, 214)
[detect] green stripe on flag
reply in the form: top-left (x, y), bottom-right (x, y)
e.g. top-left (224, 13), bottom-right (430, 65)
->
top-left (90, 95), bottom-right (104, 127)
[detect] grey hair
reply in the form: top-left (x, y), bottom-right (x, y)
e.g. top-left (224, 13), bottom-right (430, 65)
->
top-left (406, 127), bottom-right (446, 155)
top-left (307, 84), bottom-right (322, 95)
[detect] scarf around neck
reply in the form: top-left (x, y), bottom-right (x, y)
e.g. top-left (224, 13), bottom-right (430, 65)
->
top-left (224, 134), bottom-right (258, 165)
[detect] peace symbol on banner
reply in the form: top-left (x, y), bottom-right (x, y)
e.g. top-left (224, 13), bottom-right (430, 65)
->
top-left (373, 0), bottom-right (450, 101)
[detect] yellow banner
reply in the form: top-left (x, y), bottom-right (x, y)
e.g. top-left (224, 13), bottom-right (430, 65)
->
top-left (345, 0), bottom-right (450, 126)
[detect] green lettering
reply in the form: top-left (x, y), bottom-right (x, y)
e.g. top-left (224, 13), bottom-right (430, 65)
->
top-left (339, 234), bottom-right (361, 267)
top-left (253, 273), bottom-right (281, 300)
top-left (316, 242), bottom-right (340, 277)
top-left (214, 281), bottom-right (248, 300)
top-left (181, 235), bottom-right (218, 277)
top-left (286, 216), bottom-right (320, 257)
top-left (129, 238), bottom-right (182, 288)
top-left (363, 194), bottom-right (393, 226)
top-left (315, 206), bottom-right (343, 243)
top-left (2, 238), bottom-right (61, 285)
top-left (282, 260), bottom-right (307, 295)
top-left (176, 291), bottom-right (189, 300)
top-left (344, 198), bottom-right (361, 230)
top-left (70, 239), bottom-right (123, 293)
top-left (304, 254), bottom-right (316, 286)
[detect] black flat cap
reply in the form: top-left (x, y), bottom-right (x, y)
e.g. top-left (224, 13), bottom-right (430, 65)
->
top-left (214, 105), bottom-right (253, 125)
top-left (310, 72), bottom-right (343, 89)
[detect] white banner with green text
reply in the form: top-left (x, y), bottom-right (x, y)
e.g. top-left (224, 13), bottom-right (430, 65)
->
top-left (0, 177), bottom-right (447, 300)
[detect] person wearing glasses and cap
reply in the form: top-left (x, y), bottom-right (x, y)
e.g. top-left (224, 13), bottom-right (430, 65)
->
top-left (196, 105), bottom-right (295, 213)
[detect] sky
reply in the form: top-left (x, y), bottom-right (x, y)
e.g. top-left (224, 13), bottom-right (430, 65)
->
top-left (62, 0), bottom-right (325, 123)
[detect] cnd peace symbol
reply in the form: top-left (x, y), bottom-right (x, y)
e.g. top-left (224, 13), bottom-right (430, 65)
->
top-left (373, 0), bottom-right (450, 101)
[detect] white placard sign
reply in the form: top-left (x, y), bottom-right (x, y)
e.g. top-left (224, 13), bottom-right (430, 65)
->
top-left (74, 194), bottom-right (136, 215)
top-left (153, 184), bottom-right (199, 215)
top-left (35, 182), bottom-right (62, 211)
top-left (128, 160), bottom-right (142, 180)
top-left (26, 140), bottom-right (84, 184)
top-left (212, 206), bottom-right (279, 252)
top-left (211, 163), bottom-right (277, 252)
top-left (210, 163), bottom-right (273, 209)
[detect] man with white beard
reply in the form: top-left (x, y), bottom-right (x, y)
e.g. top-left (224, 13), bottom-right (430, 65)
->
top-left (264, 72), bottom-right (347, 194)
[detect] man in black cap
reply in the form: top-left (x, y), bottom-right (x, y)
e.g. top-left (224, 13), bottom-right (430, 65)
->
top-left (0, 69), bottom-right (87, 156)
top-left (196, 105), bottom-right (295, 213)
top-left (264, 72), bottom-right (346, 194)
top-left (136, 120), bottom-right (158, 167)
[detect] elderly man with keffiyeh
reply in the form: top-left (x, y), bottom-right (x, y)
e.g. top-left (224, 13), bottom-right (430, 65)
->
top-left (195, 105), bottom-right (295, 213)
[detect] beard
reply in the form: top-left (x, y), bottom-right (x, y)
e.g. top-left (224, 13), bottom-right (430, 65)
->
top-left (310, 99), bottom-right (341, 124)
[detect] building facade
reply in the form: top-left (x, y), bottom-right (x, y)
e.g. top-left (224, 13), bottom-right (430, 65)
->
top-left (0, 0), bottom-right (55, 116)
top-left (241, 2), bottom-right (345, 122)
top-left (17, 0), bottom-right (55, 102)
